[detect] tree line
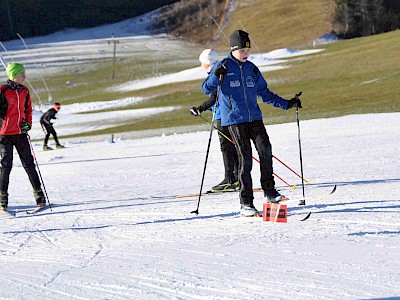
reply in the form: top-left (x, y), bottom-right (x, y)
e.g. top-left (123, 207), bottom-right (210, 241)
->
top-left (0, 0), bottom-right (180, 41)
top-left (333, 0), bottom-right (400, 38)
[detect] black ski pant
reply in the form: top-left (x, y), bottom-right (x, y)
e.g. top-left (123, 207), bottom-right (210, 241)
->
top-left (216, 119), bottom-right (238, 183)
top-left (228, 120), bottom-right (275, 206)
top-left (41, 122), bottom-right (60, 146)
top-left (0, 134), bottom-right (42, 204)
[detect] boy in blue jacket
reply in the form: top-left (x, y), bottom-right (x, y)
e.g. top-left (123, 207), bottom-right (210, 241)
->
top-left (202, 30), bottom-right (301, 217)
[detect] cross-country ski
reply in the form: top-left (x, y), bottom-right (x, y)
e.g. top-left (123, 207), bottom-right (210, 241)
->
top-left (0, 209), bottom-right (15, 218)
top-left (25, 204), bottom-right (51, 215)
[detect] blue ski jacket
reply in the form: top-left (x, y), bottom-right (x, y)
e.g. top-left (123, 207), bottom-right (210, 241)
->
top-left (202, 53), bottom-right (289, 126)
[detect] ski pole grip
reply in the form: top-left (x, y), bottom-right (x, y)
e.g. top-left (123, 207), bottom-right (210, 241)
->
top-left (295, 91), bottom-right (302, 99)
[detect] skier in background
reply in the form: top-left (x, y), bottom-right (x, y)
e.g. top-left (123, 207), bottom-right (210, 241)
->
top-left (40, 102), bottom-right (65, 150)
top-left (202, 30), bottom-right (302, 217)
top-left (190, 49), bottom-right (239, 192)
top-left (0, 62), bottom-right (46, 212)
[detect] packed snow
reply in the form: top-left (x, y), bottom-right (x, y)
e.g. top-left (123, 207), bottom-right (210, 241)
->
top-left (1, 112), bottom-right (399, 299)
top-left (1, 9), bottom-right (399, 300)
top-left (29, 103), bottom-right (177, 138)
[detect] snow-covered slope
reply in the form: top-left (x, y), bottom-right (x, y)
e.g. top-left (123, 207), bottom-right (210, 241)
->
top-left (1, 112), bottom-right (399, 299)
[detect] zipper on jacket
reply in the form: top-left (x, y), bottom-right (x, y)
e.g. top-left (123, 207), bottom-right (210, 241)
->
top-left (4, 118), bottom-right (9, 133)
top-left (228, 95), bottom-right (234, 112)
top-left (239, 64), bottom-right (252, 122)
top-left (16, 90), bottom-right (22, 134)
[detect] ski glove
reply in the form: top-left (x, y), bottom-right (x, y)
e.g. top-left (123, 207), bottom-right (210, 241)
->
top-left (287, 98), bottom-right (302, 109)
top-left (214, 63), bottom-right (227, 77)
top-left (189, 107), bottom-right (202, 117)
top-left (21, 120), bottom-right (32, 133)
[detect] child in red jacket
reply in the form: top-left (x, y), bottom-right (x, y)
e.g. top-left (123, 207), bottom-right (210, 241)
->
top-left (0, 62), bottom-right (46, 213)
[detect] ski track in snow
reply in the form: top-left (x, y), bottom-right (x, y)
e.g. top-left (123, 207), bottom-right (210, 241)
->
top-left (0, 113), bottom-right (399, 299)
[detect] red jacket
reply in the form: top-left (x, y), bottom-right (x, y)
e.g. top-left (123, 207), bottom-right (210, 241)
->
top-left (0, 84), bottom-right (32, 135)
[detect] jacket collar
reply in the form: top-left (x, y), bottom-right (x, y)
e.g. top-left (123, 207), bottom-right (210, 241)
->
top-left (228, 53), bottom-right (246, 66)
top-left (6, 79), bottom-right (23, 91)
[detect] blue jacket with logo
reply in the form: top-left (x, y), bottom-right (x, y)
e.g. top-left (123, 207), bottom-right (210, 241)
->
top-left (202, 53), bottom-right (289, 126)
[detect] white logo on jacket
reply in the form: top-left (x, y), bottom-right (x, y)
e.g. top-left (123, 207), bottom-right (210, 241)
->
top-left (246, 76), bottom-right (255, 88)
top-left (230, 80), bottom-right (240, 87)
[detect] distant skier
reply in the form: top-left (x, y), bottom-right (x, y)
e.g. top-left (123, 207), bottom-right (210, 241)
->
top-left (190, 49), bottom-right (239, 192)
top-left (0, 62), bottom-right (47, 212)
top-left (202, 30), bottom-right (302, 217)
top-left (40, 102), bottom-right (65, 150)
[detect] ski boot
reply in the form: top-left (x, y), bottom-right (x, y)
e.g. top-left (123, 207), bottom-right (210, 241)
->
top-left (240, 204), bottom-right (259, 217)
top-left (43, 145), bottom-right (53, 151)
top-left (264, 190), bottom-right (287, 203)
top-left (34, 189), bottom-right (47, 207)
top-left (0, 192), bottom-right (8, 209)
top-left (211, 179), bottom-right (237, 192)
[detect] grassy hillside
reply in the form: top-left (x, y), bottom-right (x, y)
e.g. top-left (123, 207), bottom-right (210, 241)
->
top-left (211, 0), bottom-right (335, 51)
top-left (60, 31), bottom-right (400, 139)
top-left (23, 0), bottom-right (399, 139)
top-left (263, 30), bottom-right (400, 123)
top-left (160, 0), bottom-right (335, 51)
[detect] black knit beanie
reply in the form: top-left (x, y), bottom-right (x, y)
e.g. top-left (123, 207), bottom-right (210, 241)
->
top-left (230, 30), bottom-right (251, 51)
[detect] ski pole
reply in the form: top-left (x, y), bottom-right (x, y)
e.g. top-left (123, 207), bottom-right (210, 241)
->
top-left (27, 134), bottom-right (52, 211)
top-left (295, 92), bottom-right (306, 206)
top-left (271, 155), bottom-right (309, 184)
top-left (250, 155), bottom-right (295, 190)
top-left (191, 75), bottom-right (224, 216)
top-left (198, 115), bottom-right (296, 190)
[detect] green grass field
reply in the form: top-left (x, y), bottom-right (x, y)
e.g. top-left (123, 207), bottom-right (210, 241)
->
top-left (25, 0), bottom-right (400, 139)
top-left (218, 0), bottom-right (334, 51)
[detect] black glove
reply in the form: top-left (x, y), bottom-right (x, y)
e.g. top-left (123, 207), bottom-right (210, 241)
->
top-left (287, 97), bottom-right (302, 109)
top-left (189, 107), bottom-right (202, 117)
top-left (214, 63), bottom-right (227, 77)
top-left (21, 120), bottom-right (32, 133)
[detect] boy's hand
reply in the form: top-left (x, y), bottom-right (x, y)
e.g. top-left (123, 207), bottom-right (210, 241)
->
top-left (214, 63), bottom-right (227, 77)
top-left (189, 107), bottom-right (202, 116)
top-left (287, 98), bottom-right (302, 109)
top-left (287, 92), bottom-right (302, 109)
top-left (21, 120), bottom-right (32, 133)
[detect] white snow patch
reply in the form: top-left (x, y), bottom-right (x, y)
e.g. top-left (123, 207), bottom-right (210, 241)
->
top-left (112, 48), bottom-right (325, 92)
top-left (1, 113), bottom-right (399, 299)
